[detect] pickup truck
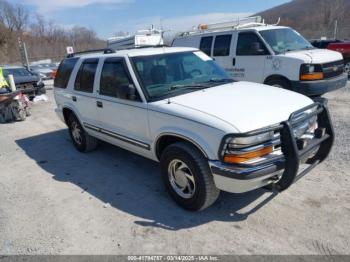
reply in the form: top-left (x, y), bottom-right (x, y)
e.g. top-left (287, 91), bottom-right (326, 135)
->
top-left (3, 66), bottom-right (46, 99)
top-left (311, 39), bottom-right (350, 77)
top-left (54, 47), bottom-right (334, 211)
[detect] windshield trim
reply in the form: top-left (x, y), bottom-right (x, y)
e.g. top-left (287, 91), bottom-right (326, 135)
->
top-left (129, 50), bottom-right (232, 103)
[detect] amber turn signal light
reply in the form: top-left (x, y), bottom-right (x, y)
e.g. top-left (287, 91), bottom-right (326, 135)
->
top-left (224, 146), bottom-right (273, 164)
top-left (300, 72), bottom-right (324, 81)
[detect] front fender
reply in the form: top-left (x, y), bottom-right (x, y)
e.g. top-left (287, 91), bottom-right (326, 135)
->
top-left (153, 126), bottom-right (225, 160)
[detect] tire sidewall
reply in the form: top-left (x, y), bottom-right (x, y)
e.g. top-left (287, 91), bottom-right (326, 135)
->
top-left (68, 114), bottom-right (87, 152)
top-left (160, 145), bottom-right (208, 211)
top-left (266, 78), bottom-right (290, 90)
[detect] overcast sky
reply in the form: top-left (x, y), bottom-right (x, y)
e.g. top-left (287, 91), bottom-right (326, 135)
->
top-left (14, 0), bottom-right (290, 39)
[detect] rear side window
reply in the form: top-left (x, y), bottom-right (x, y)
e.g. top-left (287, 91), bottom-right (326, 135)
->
top-left (54, 58), bottom-right (78, 88)
top-left (199, 36), bottom-right (213, 56)
top-left (74, 59), bottom-right (98, 93)
top-left (100, 58), bottom-right (134, 99)
top-left (213, 35), bottom-right (232, 56)
top-left (236, 33), bottom-right (269, 56)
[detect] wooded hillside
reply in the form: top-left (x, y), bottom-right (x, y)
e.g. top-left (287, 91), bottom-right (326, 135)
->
top-left (256, 0), bottom-right (350, 40)
top-left (0, 0), bottom-right (105, 65)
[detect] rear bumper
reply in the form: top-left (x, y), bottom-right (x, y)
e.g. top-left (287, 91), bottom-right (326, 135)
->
top-left (209, 100), bottom-right (334, 193)
top-left (291, 73), bottom-right (347, 96)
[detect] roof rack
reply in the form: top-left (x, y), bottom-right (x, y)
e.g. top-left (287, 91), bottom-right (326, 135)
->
top-left (179, 16), bottom-right (268, 36)
top-left (67, 48), bottom-right (115, 58)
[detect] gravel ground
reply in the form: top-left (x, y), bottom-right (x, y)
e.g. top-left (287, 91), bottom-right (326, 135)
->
top-left (0, 83), bottom-right (349, 255)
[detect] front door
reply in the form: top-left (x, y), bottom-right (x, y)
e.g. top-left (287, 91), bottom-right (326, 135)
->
top-left (94, 57), bottom-right (150, 155)
top-left (233, 32), bottom-right (270, 83)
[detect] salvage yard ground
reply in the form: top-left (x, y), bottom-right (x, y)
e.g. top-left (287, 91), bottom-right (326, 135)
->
top-left (0, 82), bottom-right (349, 255)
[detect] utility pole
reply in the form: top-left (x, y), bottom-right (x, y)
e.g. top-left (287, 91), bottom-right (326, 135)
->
top-left (18, 37), bottom-right (30, 70)
top-left (333, 20), bottom-right (338, 40)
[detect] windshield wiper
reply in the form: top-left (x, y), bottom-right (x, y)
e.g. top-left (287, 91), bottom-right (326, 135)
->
top-left (206, 78), bottom-right (234, 83)
top-left (169, 84), bottom-right (209, 91)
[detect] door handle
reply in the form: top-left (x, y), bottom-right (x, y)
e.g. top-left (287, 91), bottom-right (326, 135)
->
top-left (72, 96), bottom-right (77, 102)
top-left (232, 58), bottom-right (236, 66)
top-left (96, 101), bottom-right (103, 108)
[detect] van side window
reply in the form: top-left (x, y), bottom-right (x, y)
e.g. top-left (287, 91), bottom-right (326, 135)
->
top-left (100, 58), bottom-right (138, 100)
top-left (54, 58), bottom-right (78, 89)
top-left (199, 36), bottom-right (213, 56)
top-left (213, 35), bottom-right (232, 56)
top-left (236, 33), bottom-right (269, 56)
top-left (74, 59), bottom-right (98, 93)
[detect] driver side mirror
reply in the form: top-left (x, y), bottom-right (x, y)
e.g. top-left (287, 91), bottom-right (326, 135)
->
top-left (251, 42), bottom-right (267, 55)
top-left (117, 84), bottom-right (137, 101)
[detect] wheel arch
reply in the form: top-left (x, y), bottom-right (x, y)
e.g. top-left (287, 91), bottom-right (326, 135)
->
top-left (264, 74), bottom-right (291, 85)
top-left (155, 133), bottom-right (209, 161)
top-left (62, 106), bottom-right (81, 126)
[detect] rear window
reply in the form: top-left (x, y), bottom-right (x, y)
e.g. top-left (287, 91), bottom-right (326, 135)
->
top-left (199, 36), bottom-right (213, 56)
top-left (54, 58), bottom-right (78, 89)
top-left (213, 35), bottom-right (232, 56)
top-left (74, 59), bottom-right (98, 93)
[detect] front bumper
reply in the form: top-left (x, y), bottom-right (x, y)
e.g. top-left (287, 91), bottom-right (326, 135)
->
top-left (291, 73), bottom-right (347, 97)
top-left (209, 100), bottom-right (334, 193)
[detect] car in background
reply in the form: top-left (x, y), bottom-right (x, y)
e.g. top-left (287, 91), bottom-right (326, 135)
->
top-left (30, 64), bottom-right (53, 80)
top-left (3, 66), bottom-right (46, 99)
top-left (310, 39), bottom-right (350, 77)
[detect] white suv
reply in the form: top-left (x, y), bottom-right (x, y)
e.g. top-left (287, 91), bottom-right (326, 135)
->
top-left (54, 47), bottom-right (334, 211)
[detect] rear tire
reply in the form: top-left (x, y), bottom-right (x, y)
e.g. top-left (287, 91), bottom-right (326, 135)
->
top-left (160, 142), bottom-right (220, 211)
top-left (68, 114), bottom-right (98, 153)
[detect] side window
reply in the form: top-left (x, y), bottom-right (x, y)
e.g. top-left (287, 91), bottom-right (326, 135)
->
top-left (54, 58), bottom-right (78, 89)
top-left (199, 36), bottom-right (213, 56)
top-left (74, 59), bottom-right (98, 93)
top-left (100, 58), bottom-right (137, 100)
top-left (236, 33), bottom-right (269, 56)
top-left (213, 35), bottom-right (232, 56)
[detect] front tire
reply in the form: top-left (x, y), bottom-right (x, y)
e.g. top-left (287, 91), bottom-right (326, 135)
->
top-left (265, 78), bottom-right (291, 90)
top-left (68, 114), bottom-right (98, 153)
top-left (160, 142), bottom-right (220, 211)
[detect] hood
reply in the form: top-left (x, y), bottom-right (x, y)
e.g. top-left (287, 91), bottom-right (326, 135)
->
top-left (281, 48), bottom-right (343, 64)
top-left (13, 75), bottom-right (39, 85)
top-left (155, 82), bottom-right (314, 133)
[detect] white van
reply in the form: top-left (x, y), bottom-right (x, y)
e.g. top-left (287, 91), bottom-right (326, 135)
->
top-left (172, 17), bottom-right (348, 97)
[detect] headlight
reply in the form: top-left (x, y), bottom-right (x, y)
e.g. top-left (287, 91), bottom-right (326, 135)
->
top-left (300, 64), bottom-right (323, 81)
top-left (221, 131), bottom-right (275, 164)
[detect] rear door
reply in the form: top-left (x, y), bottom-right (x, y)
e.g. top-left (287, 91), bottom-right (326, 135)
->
top-left (199, 36), bottom-right (214, 56)
top-left (212, 34), bottom-right (236, 77)
top-left (72, 58), bottom-right (99, 127)
top-left (233, 32), bottom-right (270, 82)
top-left (94, 57), bottom-right (150, 154)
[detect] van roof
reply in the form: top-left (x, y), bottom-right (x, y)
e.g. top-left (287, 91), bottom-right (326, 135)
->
top-left (70, 47), bottom-right (198, 59)
top-left (176, 25), bottom-right (290, 38)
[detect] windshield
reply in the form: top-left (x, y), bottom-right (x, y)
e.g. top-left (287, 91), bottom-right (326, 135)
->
top-left (131, 51), bottom-right (233, 100)
top-left (259, 28), bottom-right (314, 54)
top-left (3, 68), bottom-right (33, 77)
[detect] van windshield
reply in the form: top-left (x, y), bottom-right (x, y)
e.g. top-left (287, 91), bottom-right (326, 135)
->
top-left (259, 28), bottom-right (314, 54)
top-left (131, 51), bottom-right (233, 100)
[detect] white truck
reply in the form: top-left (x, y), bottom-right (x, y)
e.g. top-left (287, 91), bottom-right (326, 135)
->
top-left (172, 17), bottom-right (347, 97)
top-left (107, 27), bottom-right (164, 50)
top-left (54, 47), bottom-right (334, 211)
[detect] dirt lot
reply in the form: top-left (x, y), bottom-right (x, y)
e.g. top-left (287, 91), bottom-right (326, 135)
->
top-left (0, 83), bottom-right (349, 255)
